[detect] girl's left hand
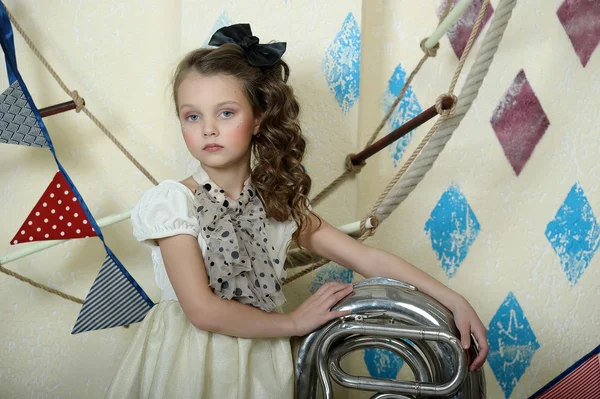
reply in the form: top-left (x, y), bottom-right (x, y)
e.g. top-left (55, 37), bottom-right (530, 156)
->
top-left (450, 296), bottom-right (489, 371)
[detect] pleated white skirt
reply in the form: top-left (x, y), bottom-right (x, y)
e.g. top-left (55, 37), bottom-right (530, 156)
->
top-left (105, 300), bottom-right (294, 399)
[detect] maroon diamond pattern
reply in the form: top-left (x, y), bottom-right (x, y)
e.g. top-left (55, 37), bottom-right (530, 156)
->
top-left (557, 0), bottom-right (600, 67)
top-left (490, 70), bottom-right (550, 176)
top-left (437, 0), bottom-right (494, 59)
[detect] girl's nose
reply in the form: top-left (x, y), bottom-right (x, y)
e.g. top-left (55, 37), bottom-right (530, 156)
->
top-left (203, 120), bottom-right (219, 137)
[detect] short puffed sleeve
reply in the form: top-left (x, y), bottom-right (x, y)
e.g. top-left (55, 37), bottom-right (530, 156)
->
top-left (131, 180), bottom-right (200, 247)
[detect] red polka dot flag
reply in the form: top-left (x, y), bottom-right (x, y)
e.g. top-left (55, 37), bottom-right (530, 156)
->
top-left (10, 171), bottom-right (97, 244)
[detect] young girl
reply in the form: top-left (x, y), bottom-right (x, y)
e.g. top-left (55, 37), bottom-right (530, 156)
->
top-left (105, 24), bottom-right (488, 399)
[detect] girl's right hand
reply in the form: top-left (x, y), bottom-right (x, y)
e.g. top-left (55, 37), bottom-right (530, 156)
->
top-left (288, 282), bottom-right (354, 336)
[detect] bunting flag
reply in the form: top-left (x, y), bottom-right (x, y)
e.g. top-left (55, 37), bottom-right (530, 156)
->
top-left (72, 251), bottom-right (154, 334)
top-left (529, 345), bottom-right (600, 399)
top-left (0, 2), bottom-right (155, 333)
top-left (0, 80), bottom-right (48, 148)
top-left (0, 0), bottom-right (17, 85)
top-left (11, 171), bottom-right (97, 244)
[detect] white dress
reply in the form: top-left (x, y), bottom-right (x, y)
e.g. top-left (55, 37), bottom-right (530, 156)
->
top-left (105, 168), bottom-right (297, 399)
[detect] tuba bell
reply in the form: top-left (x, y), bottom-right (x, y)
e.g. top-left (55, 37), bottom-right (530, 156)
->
top-left (295, 277), bottom-right (486, 398)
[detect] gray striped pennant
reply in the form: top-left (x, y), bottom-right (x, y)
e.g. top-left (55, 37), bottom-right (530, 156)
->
top-left (72, 254), bottom-right (154, 334)
top-left (0, 81), bottom-right (48, 148)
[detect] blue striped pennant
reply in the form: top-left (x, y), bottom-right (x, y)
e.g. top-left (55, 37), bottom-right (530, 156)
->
top-left (72, 253), bottom-right (154, 334)
top-left (0, 2), bottom-right (154, 333)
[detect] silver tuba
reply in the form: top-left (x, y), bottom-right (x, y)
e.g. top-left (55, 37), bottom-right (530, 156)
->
top-left (295, 277), bottom-right (485, 398)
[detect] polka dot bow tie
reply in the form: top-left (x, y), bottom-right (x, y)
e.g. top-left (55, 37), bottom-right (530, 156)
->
top-left (194, 179), bottom-right (285, 312)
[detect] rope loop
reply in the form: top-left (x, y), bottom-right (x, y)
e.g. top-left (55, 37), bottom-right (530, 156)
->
top-left (420, 38), bottom-right (439, 57)
top-left (345, 153), bottom-right (365, 174)
top-left (360, 214), bottom-right (378, 238)
top-left (435, 93), bottom-right (457, 116)
top-left (70, 90), bottom-right (85, 112)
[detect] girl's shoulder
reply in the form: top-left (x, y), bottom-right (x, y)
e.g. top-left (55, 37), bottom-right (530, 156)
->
top-left (178, 176), bottom-right (199, 194)
top-left (135, 180), bottom-right (196, 208)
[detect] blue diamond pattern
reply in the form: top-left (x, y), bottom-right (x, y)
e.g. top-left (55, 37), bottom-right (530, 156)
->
top-left (309, 264), bottom-right (353, 293)
top-left (203, 11), bottom-right (232, 46)
top-left (425, 184), bottom-right (480, 278)
top-left (322, 12), bottom-right (361, 114)
top-left (383, 64), bottom-right (423, 168)
top-left (488, 292), bottom-right (540, 398)
top-left (545, 182), bottom-right (599, 285)
top-left (364, 348), bottom-right (404, 379)
top-left (381, 64), bottom-right (422, 168)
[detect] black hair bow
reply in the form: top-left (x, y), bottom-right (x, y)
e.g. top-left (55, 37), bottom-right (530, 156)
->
top-left (208, 23), bottom-right (286, 67)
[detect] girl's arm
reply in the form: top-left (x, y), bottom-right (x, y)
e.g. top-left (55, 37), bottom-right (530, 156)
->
top-left (157, 234), bottom-right (352, 338)
top-left (297, 213), bottom-right (489, 371)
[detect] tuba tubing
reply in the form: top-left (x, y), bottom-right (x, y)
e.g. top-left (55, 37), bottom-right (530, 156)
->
top-left (322, 322), bottom-right (467, 396)
top-left (295, 277), bottom-right (486, 398)
top-left (329, 336), bottom-right (433, 384)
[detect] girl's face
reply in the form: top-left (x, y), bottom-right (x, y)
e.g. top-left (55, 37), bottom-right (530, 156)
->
top-left (177, 71), bottom-right (260, 171)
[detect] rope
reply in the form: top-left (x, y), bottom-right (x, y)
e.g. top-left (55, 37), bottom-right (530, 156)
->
top-left (284, 214), bottom-right (376, 284)
top-left (284, 248), bottom-right (322, 270)
top-left (369, 0), bottom-right (491, 222)
top-left (367, 0), bottom-right (452, 150)
top-left (375, 0), bottom-right (515, 225)
top-left (448, 0), bottom-right (490, 95)
top-left (0, 264), bottom-right (83, 304)
top-left (286, 1), bottom-right (486, 274)
top-left (420, 38), bottom-right (440, 58)
top-left (308, 1), bottom-right (455, 208)
top-left (5, 9), bottom-right (159, 186)
top-left (70, 90), bottom-right (85, 112)
top-left (79, 107), bottom-right (159, 184)
top-left (436, 93), bottom-right (458, 115)
top-left (285, 0), bottom-right (516, 281)
top-left (363, 53), bottom-right (430, 150)
top-left (3, 1), bottom-right (512, 294)
top-left (2, 7), bottom-right (157, 312)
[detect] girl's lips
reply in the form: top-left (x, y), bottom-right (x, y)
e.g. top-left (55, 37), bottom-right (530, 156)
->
top-left (203, 144), bottom-right (223, 152)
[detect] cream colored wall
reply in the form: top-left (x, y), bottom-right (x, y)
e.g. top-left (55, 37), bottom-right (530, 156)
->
top-left (0, 2), bottom-right (183, 398)
top-left (0, 0), bottom-right (597, 398)
top-left (357, 1), bottom-right (600, 399)
top-left (178, 0), bottom-right (364, 323)
top-left (0, 0), bottom-right (360, 398)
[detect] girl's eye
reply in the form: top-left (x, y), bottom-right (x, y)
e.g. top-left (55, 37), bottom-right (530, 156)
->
top-left (186, 114), bottom-right (200, 122)
top-left (220, 111), bottom-right (234, 118)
